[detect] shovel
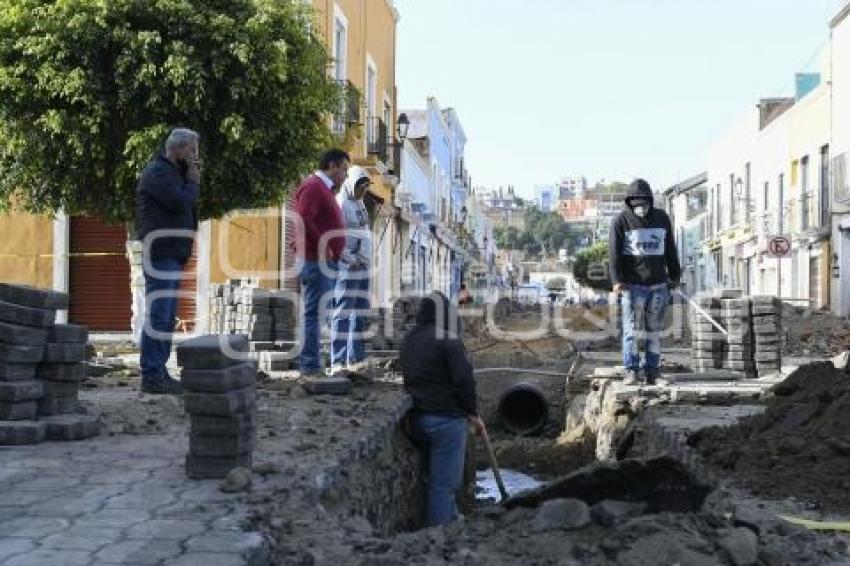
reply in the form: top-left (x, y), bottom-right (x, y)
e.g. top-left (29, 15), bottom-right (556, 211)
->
top-left (480, 423), bottom-right (509, 503)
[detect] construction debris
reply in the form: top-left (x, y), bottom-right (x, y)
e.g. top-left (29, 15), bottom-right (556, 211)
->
top-left (692, 361), bottom-right (850, 512)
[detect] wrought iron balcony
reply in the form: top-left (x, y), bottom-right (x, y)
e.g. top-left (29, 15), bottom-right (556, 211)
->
top-left (366, 116), bottom-right (388, 164)
top-left (332, 80), bottom-right (360, 135)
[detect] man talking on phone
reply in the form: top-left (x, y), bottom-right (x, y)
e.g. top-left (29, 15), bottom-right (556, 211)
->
top-left (135, 128), bottom-right (201, 394)
top-left (609, 179), bottom-right (680, 386)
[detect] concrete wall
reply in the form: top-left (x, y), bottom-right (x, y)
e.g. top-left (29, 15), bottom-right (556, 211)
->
top-left (0, 211), bottom-right (54, 288)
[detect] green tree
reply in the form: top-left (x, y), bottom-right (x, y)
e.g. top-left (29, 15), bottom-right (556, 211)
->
top-left (572, 241), bottom-right (611, 291)
top-left (494, 225), bottom-right (520, 250)
top-left (0, 0), bottom-right (339, 223)
top-left (546, 276), bottom-right (566, 291)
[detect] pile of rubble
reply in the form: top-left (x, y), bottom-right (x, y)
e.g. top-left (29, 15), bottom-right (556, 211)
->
top-left (783, 303), bottom-right (850, 358)
top-left (0, 283), bottom-right (98, 445)
top-left (692, 360), bottom-right (850, 512)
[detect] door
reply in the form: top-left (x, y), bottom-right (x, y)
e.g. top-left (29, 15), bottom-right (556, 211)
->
top-left (809, 256), bottom-right (820, 309)
top-left (69, 217), bottom-right (132, 331)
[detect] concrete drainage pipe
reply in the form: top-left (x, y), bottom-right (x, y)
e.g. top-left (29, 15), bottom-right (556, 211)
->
top-left (497, 382), bottom-right (549, 436)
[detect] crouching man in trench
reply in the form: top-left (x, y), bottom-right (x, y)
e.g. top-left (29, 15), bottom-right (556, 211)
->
top-left (400, 291), bottom-right (485, 526)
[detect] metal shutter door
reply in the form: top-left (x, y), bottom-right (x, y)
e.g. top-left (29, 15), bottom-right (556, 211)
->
top-left (69, 217), bottom-right (132, 331)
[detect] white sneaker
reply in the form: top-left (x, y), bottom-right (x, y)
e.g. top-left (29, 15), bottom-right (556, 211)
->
top-left (622, 369), bottom-right (641, 385)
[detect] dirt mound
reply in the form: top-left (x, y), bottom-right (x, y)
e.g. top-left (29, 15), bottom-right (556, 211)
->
top-left (783, 305), bottom-right (850, 357)
top-left (692, 361), bottom-right (850, 511)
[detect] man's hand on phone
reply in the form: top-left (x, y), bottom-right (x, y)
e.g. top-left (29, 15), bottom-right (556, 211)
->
top-left (186, 160), bottom-right (201, 184)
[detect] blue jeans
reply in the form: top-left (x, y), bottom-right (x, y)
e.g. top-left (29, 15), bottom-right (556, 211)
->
top-left (140, 257), bottom-right (185, 385)
top-left (411, 413), bottom-right (468, 527)
top-left (331, 266), bottom-right (370, 367)
top-left (299, 260), bottom-right (337, 373)
top-left (622, 284), bottom-right (669, 371)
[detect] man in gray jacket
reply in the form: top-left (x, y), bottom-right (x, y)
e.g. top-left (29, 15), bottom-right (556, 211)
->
top-left (331, 166), bottom-right (372, 373)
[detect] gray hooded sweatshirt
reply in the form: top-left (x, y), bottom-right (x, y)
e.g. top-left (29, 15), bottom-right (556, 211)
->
top-left (336, 166), bottom-right (372, 268)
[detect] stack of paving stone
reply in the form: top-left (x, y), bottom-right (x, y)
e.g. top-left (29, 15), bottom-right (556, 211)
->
top-left (690, 296), bottom-right (722, 372)
top-left (0, 284), bottom-right (62, 421)
top-left (720, 297), bottom-right (757, 379)
top-left (751, 295), bottom-right (782, 374)
top-left (178, 335), bottom-right (258, 479)
top-left (370, 297), bottom-right (422, 351)
top-left (38, 323), bottom-right (89, 415)
top-left (0, 283), bottom-right (98, 445)
top-left (209, 281), bottom-right (295, 343)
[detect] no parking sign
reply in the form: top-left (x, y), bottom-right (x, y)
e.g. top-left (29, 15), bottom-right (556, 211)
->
top-left (766, 235), bottom-right (791, 258)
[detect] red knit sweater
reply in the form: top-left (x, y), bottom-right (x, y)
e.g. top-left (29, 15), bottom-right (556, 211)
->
top-left (293, 175), bottom-right (345, 261)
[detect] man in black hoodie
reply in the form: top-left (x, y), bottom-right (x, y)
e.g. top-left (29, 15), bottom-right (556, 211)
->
top-left (609, 179), bottom-right (681, 385)
top-left (400, 292), bottom-right (484, 526)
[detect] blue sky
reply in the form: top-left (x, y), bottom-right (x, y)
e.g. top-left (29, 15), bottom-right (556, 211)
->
top-left (395, 0), bottom-right (844, 198)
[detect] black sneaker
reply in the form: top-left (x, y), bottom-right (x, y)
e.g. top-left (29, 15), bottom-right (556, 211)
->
top-left (644, 369), bottom-right (659, 385)
top-left (141, 378), bottom-right (183, 395)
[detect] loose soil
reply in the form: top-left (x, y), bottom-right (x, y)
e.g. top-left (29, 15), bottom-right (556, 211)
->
top-left (692, 361), bottom-right (850, 512)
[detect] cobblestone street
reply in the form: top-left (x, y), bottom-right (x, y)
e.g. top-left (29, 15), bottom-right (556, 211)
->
top-left (0, 425), bottom-right (268, 566)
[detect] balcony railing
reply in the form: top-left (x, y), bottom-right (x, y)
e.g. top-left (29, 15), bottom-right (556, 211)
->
top-left (332, 80), bottom-right (360, 135)
top-left (366, 116), bottom-right (388, 164)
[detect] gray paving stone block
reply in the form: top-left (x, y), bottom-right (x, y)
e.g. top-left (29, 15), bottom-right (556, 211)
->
top-left (190, 413), bottom-right (255, 437)
top-left (37, 396), bottom-right (77, 416)
top-left (176, 335), bottom-right (250, 370)
top-left (301, 376), bottom-right (352, 396)
top-left (180, 362), bottom-right (257, 393)
top-left (189, 432), bottom-right (255, 458)
top-left (44, 342), bottom-right (87, 363)
top-left (41, 380), bottom-right (79, 398)
top-left (0, 283), bottom-right (68, 310)
top-left (0, 516), bottom-right (71, 537)
top-left (185, 453), bottom-right (252, 480)
top-left (37, 362), bottom-right (87, 383)
top-left (0, 400), bottom-right (37, 420)
top-left (0, 538), bottom-right (36, 562)
top-left (168, 551), bottom-right (250, 566)
top-left (94, 538), bottom-right (183, 566)
top-left (0, 420), bottom-right (46, 445)
top-left (124, 519), bottom-right (208, 541)
top-left (40, 526), bottom-right (123, 551)
top-left (47, 324), bottom-right (89, 344)
top-left (0, 380), bottom-right (43, 401)
top-left (0, 299), bottom-right (56, 328)
top-left (40, 414), bottom-right (100, 441)
top-left (183, 387), bottom-right (256, 416)
top-left (4, 549), bottom-right (91, 566)
top-left (0, 320), bottom-right (49, 346)
top-left (0, 343), bottom-right (44, 363)
top-left (724, 361), bottom-right (756, 371)
top-left (0, 362), bottom-right (38, 381)
top-left (185, 531), bottom-right (270, 563)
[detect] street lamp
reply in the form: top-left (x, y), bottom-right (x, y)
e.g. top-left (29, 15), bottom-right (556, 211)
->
top-left (389, 113), bottom-right (410, 177)
top-left (396, 112), bottom-right (410, 141)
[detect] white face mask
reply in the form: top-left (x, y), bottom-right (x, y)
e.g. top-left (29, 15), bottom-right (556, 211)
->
top-left (633, 205), bottom-right (648, 218)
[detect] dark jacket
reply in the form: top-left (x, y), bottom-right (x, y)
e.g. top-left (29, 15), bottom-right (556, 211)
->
top-left (400, 293), bottom-right (477, 417)
top-left (609, 179), bottom-right (681, 286)
top-left (136, 155), bottom-right (199, 261)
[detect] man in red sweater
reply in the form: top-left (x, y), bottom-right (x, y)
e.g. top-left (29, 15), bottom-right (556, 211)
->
top-left (294, 149), bottom-right (348, 377)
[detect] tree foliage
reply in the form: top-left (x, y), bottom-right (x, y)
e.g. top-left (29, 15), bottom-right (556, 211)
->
top-left (545, 276), bottom-right (566, 291)
top-left (573, 241), bottom-right (611, 291)
top-left (0, 0), bottom-right (339, 223)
